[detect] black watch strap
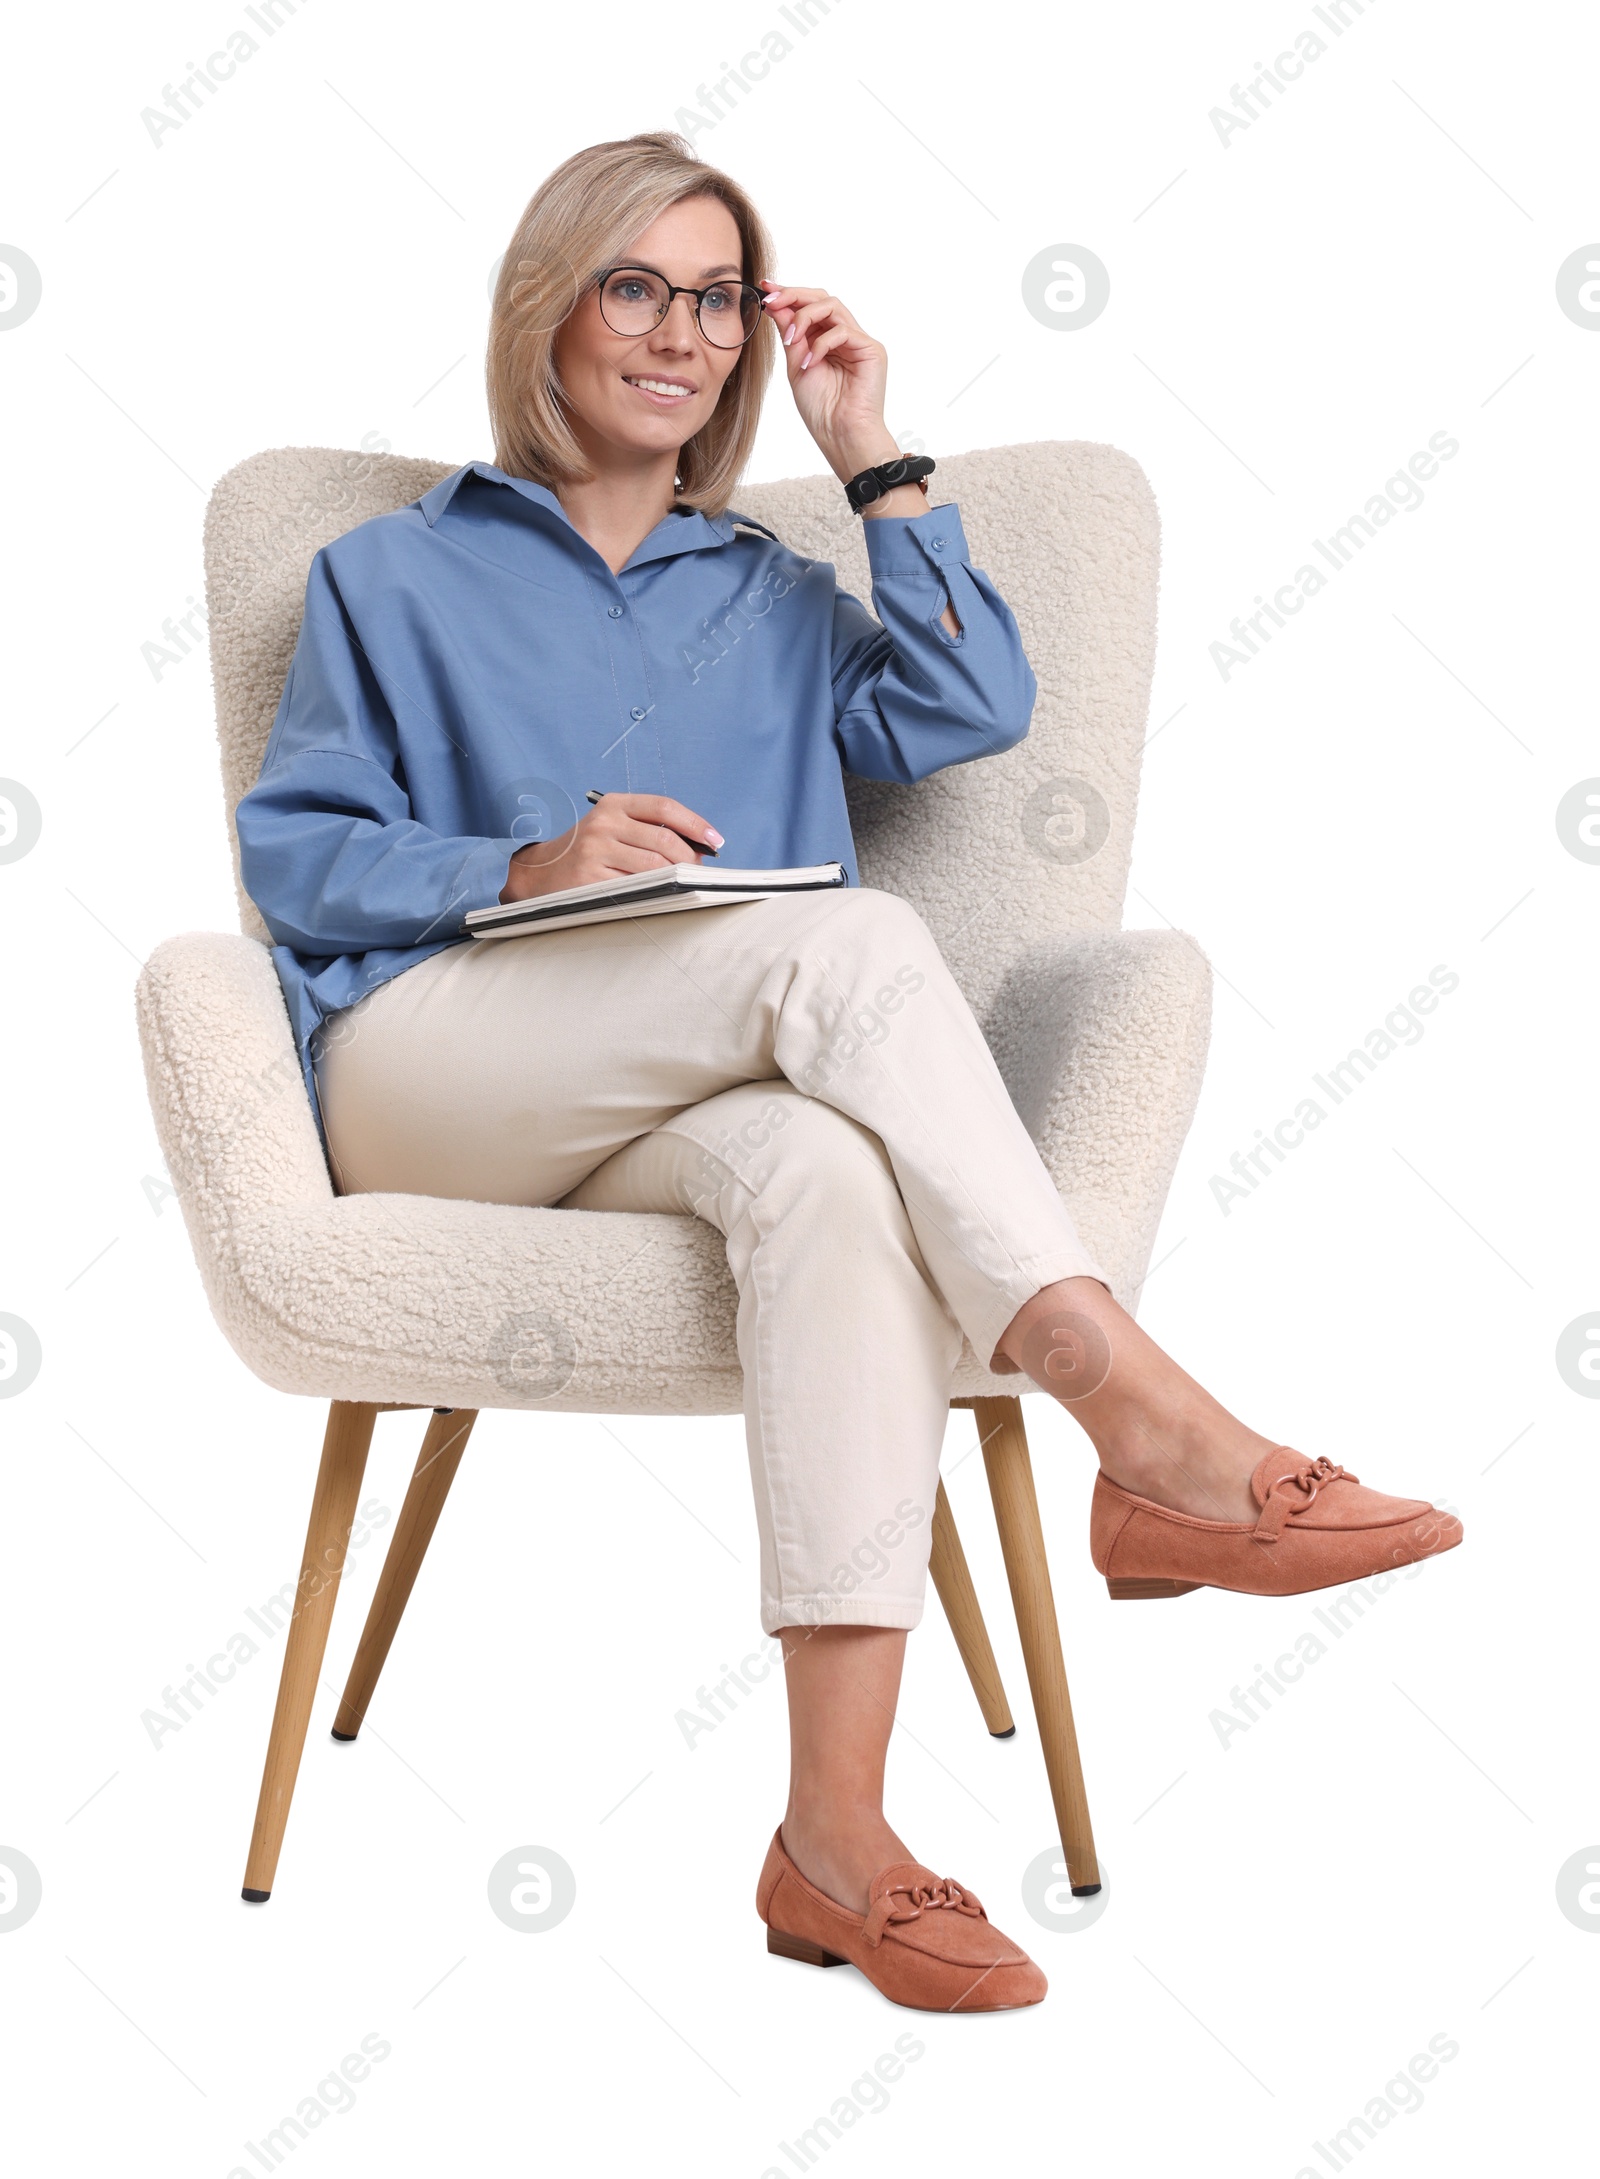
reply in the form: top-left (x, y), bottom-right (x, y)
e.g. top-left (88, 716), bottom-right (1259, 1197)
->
top-left (845, 455), bottom-right (936, 514)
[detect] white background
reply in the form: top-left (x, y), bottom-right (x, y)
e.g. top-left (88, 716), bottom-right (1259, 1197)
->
top-left (1, 1), bottom-right (1594, 2171)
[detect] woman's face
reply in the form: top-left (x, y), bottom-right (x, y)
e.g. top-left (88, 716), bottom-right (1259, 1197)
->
top-left (552, 194), bottom-right (748, 471)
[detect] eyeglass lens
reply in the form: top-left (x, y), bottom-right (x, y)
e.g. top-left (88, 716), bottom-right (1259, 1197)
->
top-left (598, 269), bottom-right (761, 348)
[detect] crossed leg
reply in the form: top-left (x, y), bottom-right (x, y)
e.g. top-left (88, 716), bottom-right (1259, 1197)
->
top-left (563, 1081), bottom-right (1275, 1911)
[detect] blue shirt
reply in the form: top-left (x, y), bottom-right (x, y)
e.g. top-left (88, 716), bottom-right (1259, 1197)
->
top-left (234, 459), bottom-right (1038, 1123)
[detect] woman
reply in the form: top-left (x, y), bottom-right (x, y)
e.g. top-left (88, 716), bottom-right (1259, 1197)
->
top-left (235, 132), bottom-right (1462, 2013)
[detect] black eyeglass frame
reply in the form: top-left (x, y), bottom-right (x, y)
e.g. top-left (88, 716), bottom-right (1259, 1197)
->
top-left (594, 264), bottom-right (765, 349)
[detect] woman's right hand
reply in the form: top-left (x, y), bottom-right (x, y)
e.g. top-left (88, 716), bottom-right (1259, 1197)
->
top-left (499, 792), bottom-right (724, 904)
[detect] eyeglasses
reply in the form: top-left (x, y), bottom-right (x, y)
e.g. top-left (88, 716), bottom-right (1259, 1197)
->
top-left (595, 265), bottom-right (764, 350)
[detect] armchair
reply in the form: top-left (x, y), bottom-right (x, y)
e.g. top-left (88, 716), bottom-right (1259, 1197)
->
top-left (136, 440), bottom-right (1211, 1903)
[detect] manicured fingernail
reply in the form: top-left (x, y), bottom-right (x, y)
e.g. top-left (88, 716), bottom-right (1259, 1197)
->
top-left (707, 829), bottom-right (725, 848)
top-left (800, 353), bottom-right (810, 370)
top-left (784, 324), bottom-right (795, 345)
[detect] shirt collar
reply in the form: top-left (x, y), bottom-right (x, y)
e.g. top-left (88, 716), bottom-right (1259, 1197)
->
top-left (416, 459), bottom-right (745, 568)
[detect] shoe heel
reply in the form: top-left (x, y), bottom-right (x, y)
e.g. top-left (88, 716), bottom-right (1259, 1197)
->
top-left (1106, 1576), bottom-right (1201, 1600)
top-left (766, 1927), bottom-right (846, 1968)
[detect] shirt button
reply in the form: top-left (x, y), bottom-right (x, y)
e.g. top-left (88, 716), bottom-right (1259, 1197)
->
top-left (930, 537), bottom-right (947, 551)
top-left (608, 605), bottom-right (623, 618)
top-left (630, 706), bottom-right (646, 721)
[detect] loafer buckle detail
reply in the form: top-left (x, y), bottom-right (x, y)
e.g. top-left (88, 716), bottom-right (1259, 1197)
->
top-left (862, 1877), bottom-right (985, 1949)
top-left (1252, 1454), bottom-right (1355, 1543)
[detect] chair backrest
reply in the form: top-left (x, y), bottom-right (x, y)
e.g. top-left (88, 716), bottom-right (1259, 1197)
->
top-left (204, 441), bottom-right (1159, 1024)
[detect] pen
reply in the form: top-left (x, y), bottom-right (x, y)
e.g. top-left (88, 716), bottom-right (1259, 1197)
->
top-left (585, 787), bottom-right (719, 856)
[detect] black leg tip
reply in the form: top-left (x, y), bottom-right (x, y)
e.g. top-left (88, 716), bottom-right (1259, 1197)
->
top-left (329, 1727), bottom-right (358, 1742)
top-left (1070, 1882), bottom-right (1102, 1897)
top-left (241, 1887), bottom-right (271, 1904)
top-left (990, 1725), bottom-right (1017, 1739)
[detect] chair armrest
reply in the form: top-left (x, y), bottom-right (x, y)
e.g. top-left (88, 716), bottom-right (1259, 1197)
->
top-left (983, 927), bottom-right (1212, 1311)
top-left (136, 932), bottom-right (335, 1231)
top-left (133, 934), bottom-right (751, 1413)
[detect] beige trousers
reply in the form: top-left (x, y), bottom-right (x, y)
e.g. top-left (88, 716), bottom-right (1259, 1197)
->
top-left (315, 887), bottom-right (1105, 1633)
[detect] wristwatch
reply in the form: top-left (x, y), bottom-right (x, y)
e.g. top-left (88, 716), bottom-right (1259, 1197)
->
top-left (845, 455), bottom-right (936, 515)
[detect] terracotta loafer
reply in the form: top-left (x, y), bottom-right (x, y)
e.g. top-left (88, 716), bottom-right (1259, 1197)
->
top-left (757, 1828), bottom-right (1046, 2012)
top-left (1091, 1448), bottom-right (1463, 1600)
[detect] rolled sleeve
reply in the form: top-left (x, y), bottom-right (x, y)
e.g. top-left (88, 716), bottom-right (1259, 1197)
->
top-left (829, 501), bottom-right (1038, 784)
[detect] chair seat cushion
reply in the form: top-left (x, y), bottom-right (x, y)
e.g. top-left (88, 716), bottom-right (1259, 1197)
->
top-left (232, 1193), bottom-right (747, 1413)
top-left (137, 931), bottom-right (1030, 1412)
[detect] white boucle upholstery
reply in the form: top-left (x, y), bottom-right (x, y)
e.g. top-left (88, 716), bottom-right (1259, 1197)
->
top-left (139, 441), bottom-right (1210, 1412)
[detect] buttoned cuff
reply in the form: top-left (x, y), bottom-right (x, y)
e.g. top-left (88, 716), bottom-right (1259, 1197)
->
top-left (456, 836), bottom-right (524, 922)
top-left (861, 500), bottom-right (970, 580)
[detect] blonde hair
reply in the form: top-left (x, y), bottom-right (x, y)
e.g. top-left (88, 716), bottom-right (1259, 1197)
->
top-left (487, 132), bottom-right (777, 517)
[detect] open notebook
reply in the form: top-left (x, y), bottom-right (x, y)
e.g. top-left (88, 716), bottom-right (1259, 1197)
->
top-left (464, 860), bottom-right (848, 940)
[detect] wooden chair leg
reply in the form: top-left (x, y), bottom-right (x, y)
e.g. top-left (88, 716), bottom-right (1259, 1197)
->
top-left (929, 1478), bottom-right (1015, 1737)
top-left (970, 1395), bottom-right (1101, 1894)
top-left (331, 1407), bottom-right (476, 1742)
top-left (242, 1400), bottom-right (376, 1902)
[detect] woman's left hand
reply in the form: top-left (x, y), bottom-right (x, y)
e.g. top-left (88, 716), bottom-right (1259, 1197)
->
top-left (760, 281), bottom-right (902, 484)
